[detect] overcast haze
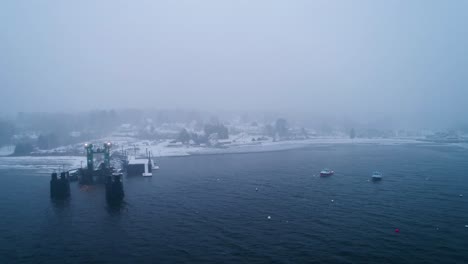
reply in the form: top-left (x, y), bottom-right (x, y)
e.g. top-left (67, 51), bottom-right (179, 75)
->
top-left (1, 0), bottom-right (467, 127)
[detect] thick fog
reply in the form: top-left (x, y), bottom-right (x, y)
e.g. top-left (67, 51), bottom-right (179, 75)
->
top-left (1, 1), bottom-right (467, 128)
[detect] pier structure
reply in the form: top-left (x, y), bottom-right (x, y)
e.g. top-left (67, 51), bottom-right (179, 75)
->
top-left (49, 142), bottom-right (124, 204)
top-left (50, 172), bottom-right (70, 199)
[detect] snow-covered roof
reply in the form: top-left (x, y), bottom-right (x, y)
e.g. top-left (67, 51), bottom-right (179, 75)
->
top-left (128, 159), bottom-right (148, 165)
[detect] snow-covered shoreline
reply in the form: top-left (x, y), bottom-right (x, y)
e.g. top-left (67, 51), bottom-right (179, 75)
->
top-left (0, 137), bottom-right (429, 171)
top-left (131, 137), bottom-right (426, 157)
top-left (0, 156), bottom-right (86, 172)
top-left (0, 145), bottom-right (15, 156)
top-left (3, 137), bottom-right (467, 172)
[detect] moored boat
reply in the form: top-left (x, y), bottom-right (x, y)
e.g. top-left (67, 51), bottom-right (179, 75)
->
top-left (320, 168), bottom-right (334, 176)
top-left (372, 171), bottom-right (382, 180)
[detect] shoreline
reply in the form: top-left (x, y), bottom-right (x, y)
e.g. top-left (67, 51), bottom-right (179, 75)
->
top-left (0, 137), bottom-right (437, 158)
top-left (2, 137), bottom-right (465, 167)
top-left (0, 137), bottom-right (434, 171)
top-left (1, 138), bottom-right (466, 171)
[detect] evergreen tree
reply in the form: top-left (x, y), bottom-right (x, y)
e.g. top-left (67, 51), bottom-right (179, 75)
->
top-left (177, 128), bottom-right (191, 143)
top-left (204, 123), bottom-right (229, 139)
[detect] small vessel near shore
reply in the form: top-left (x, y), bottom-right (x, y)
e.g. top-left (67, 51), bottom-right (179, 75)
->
top-left (320, 168), bottom-right (334, 177)
top-left (371, 171), bottom-right (383, 181)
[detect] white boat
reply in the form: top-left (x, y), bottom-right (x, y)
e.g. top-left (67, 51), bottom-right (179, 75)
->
top-left (320, 168), bottom-right (334, 176)
top-left (372, 171), bottom-right (382, 180)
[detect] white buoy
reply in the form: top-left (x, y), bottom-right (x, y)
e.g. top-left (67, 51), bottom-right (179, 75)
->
top-left (460, 194), bottom-right (463, 197)
top-left (331, 199), bottom-right (334, 202)
top-left (465, 225), bottom-right (468, 228)
top-left (267, 216), bottom-right (271, 220)
top-left (255, 187), bottom-right (258, 191)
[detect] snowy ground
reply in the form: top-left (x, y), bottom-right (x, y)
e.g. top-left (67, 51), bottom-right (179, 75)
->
top-left (34, 136), bottom-right (426, 158)
top-left (0, 137), bottom-right (450, 171)
top-left (0, 145), bottom-right (15, 156)
top-left (0, 156), bottom-right (86, 172)
top-left (123, 137), bottom-right (426, 157)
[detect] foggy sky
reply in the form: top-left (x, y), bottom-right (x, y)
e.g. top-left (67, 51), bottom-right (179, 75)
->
top-left (1, 1), bottom-right (467, 127)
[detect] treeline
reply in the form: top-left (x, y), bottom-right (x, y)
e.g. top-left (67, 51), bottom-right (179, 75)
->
top-left (176, 123), bottom-right (230, 145)
top-left (174, 118), bottom-right (297, 145)
top-left (1, 111), bottom-right (121, 155)
top-left (264, 118), bottom-right (289, 139)
top-left (16, 110), bottom-right (120, 137)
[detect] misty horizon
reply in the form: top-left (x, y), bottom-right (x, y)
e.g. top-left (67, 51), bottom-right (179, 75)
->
top-left (2, 1), bottom-right (467, 129)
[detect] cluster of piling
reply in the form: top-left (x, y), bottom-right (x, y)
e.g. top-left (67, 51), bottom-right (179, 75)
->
top-left (105, 174), bottom-right (125, 203)
top-left (49, 142), bottom-right (125, 205)
top-left (50, 172), bottom-right (70, 199)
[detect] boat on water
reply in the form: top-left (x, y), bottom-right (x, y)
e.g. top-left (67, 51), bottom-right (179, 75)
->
top-left (371, 171), bottom-right (382, 181)
top-left (320, 168), bottom-right (334, 176)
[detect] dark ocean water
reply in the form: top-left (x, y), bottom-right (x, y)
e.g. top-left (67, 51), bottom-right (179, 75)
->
top-left (1, 144), bottom-right (468, 264)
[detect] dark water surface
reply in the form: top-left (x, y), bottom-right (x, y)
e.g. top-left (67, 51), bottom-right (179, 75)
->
top-left (1, 144), bottom-right (468, 263)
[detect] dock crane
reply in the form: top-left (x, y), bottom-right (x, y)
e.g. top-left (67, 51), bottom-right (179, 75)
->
top-left (81, 142), bottom-right (124, 202)
top-left (80, 142), bottom-right (113, 184)
top-left (51, 142), bottom-right (124, 203)
top-left (85, 142), bottom-right (112, 171)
